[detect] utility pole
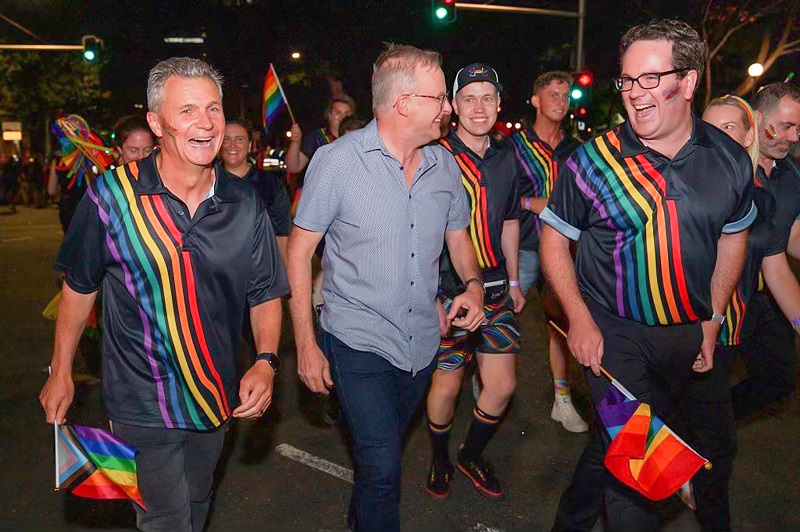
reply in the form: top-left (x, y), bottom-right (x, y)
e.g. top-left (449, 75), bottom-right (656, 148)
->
top-left (454, 1), bottom-right (585, 69)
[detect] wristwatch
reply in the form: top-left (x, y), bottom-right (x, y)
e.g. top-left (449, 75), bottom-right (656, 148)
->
top-left (255, 352), bottom-right (281, 374)
top-left (464, 277), bottom-right (485, 294)
top-left (710, 313), bottom-right (726, 326)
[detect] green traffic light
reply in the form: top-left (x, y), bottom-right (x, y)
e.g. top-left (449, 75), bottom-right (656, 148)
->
top-left (571, 88), bottom-right (583, 100)
top-left (435, 7), bottom-right (448, 19)
top-left (83, 50), bottom-right (96, 62)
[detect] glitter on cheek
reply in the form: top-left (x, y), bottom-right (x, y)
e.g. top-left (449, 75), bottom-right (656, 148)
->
top-left (661, 82), bottom-right (681, 104)
top-left (765, 124), bottom-right (778, 140)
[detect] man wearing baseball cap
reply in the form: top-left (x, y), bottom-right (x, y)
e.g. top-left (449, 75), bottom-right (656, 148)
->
top-left (424, 63), bottom-right (524, 500)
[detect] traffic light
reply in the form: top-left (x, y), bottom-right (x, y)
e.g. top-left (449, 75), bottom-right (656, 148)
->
top-left (575, 71), bottom-right (593, 87)
top-left (82, 35), bottom-right (103, 63)
top-left (431, 0), bottom-right (456, 24)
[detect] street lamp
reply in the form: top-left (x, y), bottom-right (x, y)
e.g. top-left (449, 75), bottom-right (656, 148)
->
top-left (291, 51), bottom-right (301, 60)
top-left (748, 63), bottom-right (764, 78)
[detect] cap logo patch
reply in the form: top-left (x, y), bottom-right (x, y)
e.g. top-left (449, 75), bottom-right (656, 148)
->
top-left (469, 66), bottom-right (488, 77)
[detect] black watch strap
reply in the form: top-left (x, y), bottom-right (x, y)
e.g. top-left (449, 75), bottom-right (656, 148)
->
top-left (255, 352), bottom-right (280, 374)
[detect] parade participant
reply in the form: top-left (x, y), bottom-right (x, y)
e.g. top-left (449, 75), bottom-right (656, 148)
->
top-left (682, 93), bottom-right (800, 531)
top-left (39, 57), bottom-right (289, 531)
top-left (288, 44), bottom-right (484, 532)
top-left (114, 115), bottom-right (156, 165)
top-left (284, 96), bottom-right (355, 174)
top-left (540, 20), bottom-right (755, 529)
top-left (509, 71), bottom-right (586, 433)
top-left (424, 63), bottom-right (523, 501)
top-left (221, 119), bottom-right (291, 263)
top-left (731, 82), bottom-right (800, 419)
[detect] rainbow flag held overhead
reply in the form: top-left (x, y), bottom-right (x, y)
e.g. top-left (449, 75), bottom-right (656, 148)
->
top-left (56, 423), bottom-right (146, 509)
top-left (263, 63), bottom-right (289, 130)
top-left (598, 380), bottom-right (708, 501)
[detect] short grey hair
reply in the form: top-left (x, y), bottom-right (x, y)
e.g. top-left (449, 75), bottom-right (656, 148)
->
top-left (147, 57), bottom-right (224, 112)
top-left (753, 82), bottom-right (800, 116)
top-left (620, 20), bottom-right (706, 87)
top-left (372, 43), bottom-right (441, 115)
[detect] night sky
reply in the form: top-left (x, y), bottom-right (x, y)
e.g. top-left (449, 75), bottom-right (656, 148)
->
top-left (2, 0), bottom-right (695, 132)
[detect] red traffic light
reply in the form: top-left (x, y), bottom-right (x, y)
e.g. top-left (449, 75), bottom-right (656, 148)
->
top-left (444, 0), bottom-right (455, 3)
top-left (577, 107), bottom-right (588, 116)
top-left (576, 72), bottom-right (593, 87)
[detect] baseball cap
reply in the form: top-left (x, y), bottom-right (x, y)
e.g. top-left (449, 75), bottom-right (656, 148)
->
top-left (452, 63), bottom-right (503, 96)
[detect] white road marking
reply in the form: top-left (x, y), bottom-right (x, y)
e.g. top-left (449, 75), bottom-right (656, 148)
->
top-left (275, 443), bottom-right (354, 484)
top-left (470, 524), bottom-right (504, 532)
top-left (2, 236), bottom-right (31, 243)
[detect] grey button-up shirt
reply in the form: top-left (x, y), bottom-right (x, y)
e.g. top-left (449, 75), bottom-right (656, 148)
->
top-left (294, 119), bottom-right (469, 374)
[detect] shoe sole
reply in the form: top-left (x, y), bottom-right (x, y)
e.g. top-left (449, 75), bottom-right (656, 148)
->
top-left (456, 462), bottom-right (504, 500)
top-left (425, 485), bottom-right (451, 500)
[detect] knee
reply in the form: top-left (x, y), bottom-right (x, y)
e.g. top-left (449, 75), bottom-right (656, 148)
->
top-left (430, 371), bottom-right (464, 402)
top-left (357, 443), bottom-right (402, 492)
top-left (484, 373), bottom-right (517, 403)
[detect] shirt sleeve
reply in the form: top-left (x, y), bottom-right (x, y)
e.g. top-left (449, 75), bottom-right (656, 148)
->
top-left (722, 154), bottom-right (757, 234)
top-left (293, 144), bottom-right (342, 233)
top-left (505, 158), bottom-right (521, 220)
top-left (444, 155), bottom-right (469, 230)
top-left (248, 194), bottom-right (290, 307)
top-left (54, 188), bottom-right (105, 293)
top-left (301, 131), bottom-right (318, 160)
top-left (265, 174), bottom-right (292, 237)
top-left (539, 153), bottom-right (590, 241)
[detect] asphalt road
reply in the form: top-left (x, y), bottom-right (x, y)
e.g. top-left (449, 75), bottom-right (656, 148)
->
top-left (1, 205), bottom-right (798, 530)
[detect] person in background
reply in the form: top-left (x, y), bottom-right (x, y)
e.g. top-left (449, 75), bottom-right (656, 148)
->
top-left (113, 115), bottom-right (157, 165)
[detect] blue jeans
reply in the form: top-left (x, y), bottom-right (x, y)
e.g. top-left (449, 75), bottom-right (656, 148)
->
top-left (111, 421), bottom-right (228, 532)
top-left (322, 332), bottom-right (435, 532)
top-left (518, 248), bottom-right (540, 294)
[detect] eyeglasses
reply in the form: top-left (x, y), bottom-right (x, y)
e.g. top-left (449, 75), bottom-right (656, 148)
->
top-left (394, 92), bottom-right (450, 110)
top-left (614, 68), bottom-right (689, 92)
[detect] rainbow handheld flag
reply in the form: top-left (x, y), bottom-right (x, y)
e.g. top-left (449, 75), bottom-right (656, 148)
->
top-left (55, 423), bottom-right (146, 509)
top-left (599, 377), bottom-right (708, 501)
top-left (263, 63), bottom-right (294, 130)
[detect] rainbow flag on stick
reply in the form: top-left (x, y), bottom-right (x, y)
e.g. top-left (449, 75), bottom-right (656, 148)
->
top-left (549, 320), bottom-right (710, 501)
top-left (263, 63), bottom-right (294, 130)
top-left (55, 423), bottom-right (146, 509)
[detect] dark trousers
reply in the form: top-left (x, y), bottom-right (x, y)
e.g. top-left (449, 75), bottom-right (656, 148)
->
top-left (553, 300), bottom-right (702, 532)
top-left (322, 332), bottom-right (435, 532)
top-left (112, 421), bottom-right (228, 532)
top-left (732, 291), bottom-right (798, 418)
top-left (683, 345), bottom-right (737, 531)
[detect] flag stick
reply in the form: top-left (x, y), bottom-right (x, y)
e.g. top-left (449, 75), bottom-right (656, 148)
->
top-left (48, 366), bottom-right (60, 490)
top-left (270, 63), bottom-right (296, 124)
top-left (547, 319), bottom-right (711, 469)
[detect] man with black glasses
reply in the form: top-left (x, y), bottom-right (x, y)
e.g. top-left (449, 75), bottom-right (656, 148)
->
top-left (540, 20), bottom-right (755, 529)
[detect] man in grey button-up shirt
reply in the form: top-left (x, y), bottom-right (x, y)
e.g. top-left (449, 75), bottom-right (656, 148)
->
top-left (288, 44), bottom-right (484, 532)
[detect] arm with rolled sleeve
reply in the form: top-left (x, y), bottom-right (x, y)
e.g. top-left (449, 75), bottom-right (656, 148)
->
top-left (539, 156), bottom-right (605, 376)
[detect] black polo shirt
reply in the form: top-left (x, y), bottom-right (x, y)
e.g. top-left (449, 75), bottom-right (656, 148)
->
top-left (509, 128), bottom-right (580, 251)
top-left (754, 157), bottom-right (800, 252)
top-left (439, 131), bottom-right (520, 291)
top-left (541, 118), bottom-right (755, 325)
top-left (301, 127), bottom-right (335, 161)
top-left (719, 187), bottom-right (782, 346)
top-left (242, 166), bottom-right (292, 237)
top-left (56, 152), bottom-right (290, 430)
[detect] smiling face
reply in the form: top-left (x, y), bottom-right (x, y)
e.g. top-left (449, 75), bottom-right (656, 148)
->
top-left (532, 79), bottom-right (569, 124)
top-left (453, 81), bottom-right (499, 137)
top-left (118, 129), bottom-right (155, 164)
top-left (220, 123), bottom-right (250, 169)
top-left (327, 101), bottom-right (353, 133)
top-left (146, 76), bottom-right (225, 169)
top-left (758, 96), bottom-right (800, 161)
top-left (407, 65), bottom-right (453, 145)
top-left (620, 39), bottom-right (696, 145)
top-left (702, 104), bottom-right (754, 149)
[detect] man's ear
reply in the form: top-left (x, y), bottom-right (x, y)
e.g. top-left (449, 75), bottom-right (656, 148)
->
top-left (146, 112), bottom-right (163, 138)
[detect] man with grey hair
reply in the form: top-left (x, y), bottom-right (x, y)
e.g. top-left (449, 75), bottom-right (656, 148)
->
top-left (540, 20), bottom-right (754, 529)
top-left (288, 43), bottom-right (484, 531)
top-left (40, 56), bottom-right (288, 531)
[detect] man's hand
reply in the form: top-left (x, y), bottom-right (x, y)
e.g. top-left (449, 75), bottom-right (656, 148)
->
top-left (297, 342), bottom-right (333, 395)
top-left (449, 284), bottom-right (485, 331)
top-left (693, 320), bottom-right (720, 373)
top-left (509, 285), bottom-right (526, 313)
top-left (289, 123), bottom-right (303, 143)
top-left (567, 313), bottom-right (604, 377)
top-left (39, 371), bottom-right (74, 424)
top-left (233, 361), bottom-right (275, 419)
top-left (436, 298), bottom-right (451, 337)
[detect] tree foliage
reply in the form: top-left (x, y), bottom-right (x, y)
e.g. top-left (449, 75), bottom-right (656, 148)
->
top-left (0, 50), bottom-right (110, 152)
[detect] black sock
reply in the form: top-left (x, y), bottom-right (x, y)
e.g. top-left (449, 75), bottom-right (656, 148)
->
top-left (461, 406), bottom-right (502, 460)
top-left (428, 418), bottom-right (453, 464)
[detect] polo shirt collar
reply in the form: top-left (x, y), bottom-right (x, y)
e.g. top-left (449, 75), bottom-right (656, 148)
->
top-left (133, 150), bottom-right (237, 202)
top-left (444, 130), bottom-right (494, 158)
top-left (362, 118), bottom-right (438, 171)
top-left (618, 115), bottom-right (712, 158)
